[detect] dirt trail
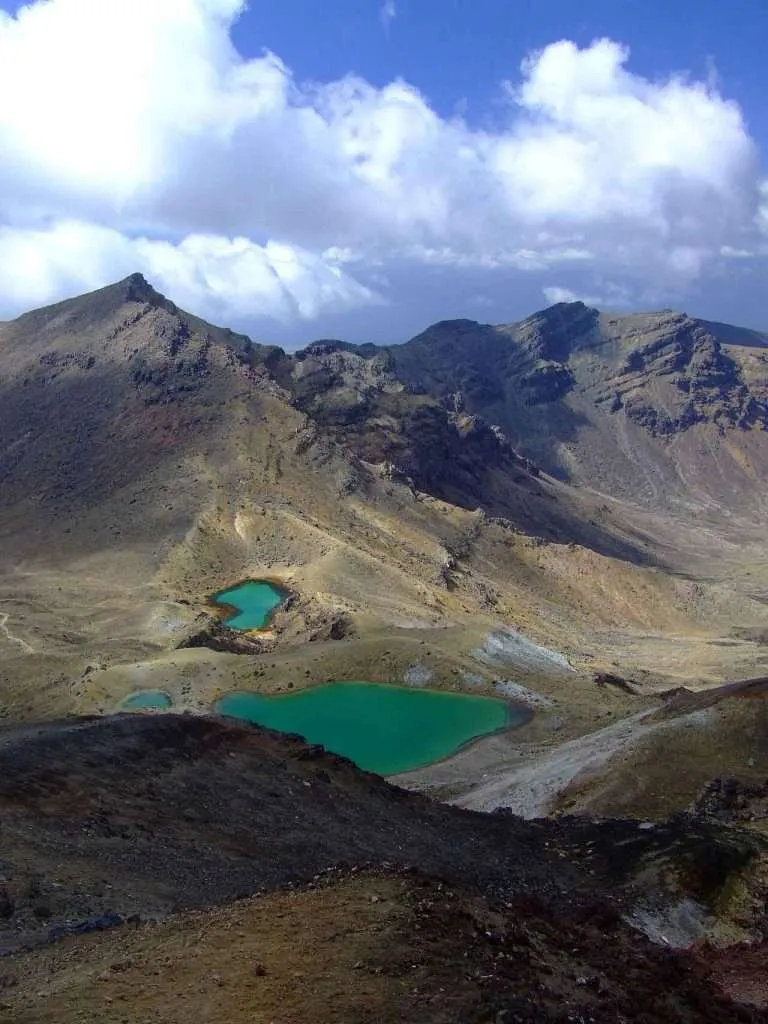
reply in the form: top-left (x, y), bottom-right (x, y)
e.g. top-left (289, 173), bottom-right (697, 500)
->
top-left (454, 708), bottom-right (673, 816)
top-left (0, 612), bottom-right (34, 653)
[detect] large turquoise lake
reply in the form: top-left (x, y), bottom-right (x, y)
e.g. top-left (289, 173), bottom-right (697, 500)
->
top-left (210, 579), bottom-right (286, 630)
top-left (218, 682), bottom-right (526, 775)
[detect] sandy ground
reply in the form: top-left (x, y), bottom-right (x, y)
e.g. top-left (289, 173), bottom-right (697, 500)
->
top-left (453, 708), bottom-right (717, 816)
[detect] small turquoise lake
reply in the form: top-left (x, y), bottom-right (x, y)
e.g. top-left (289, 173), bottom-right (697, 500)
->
top-left (210, 579), bottom-right (286, 630)
top-left (217, 682), bottom-right (526, 775)
top-left (120, 690), bottom-right (173, 710)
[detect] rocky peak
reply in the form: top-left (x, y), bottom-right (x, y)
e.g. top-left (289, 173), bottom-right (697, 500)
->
top-left (514, 301), bottom-right (600, 362)
top-left (297, 340), bottom-right (348, 359)
top-left (605, 314), bottom-right (768, 436)
top-left (424, 318), bottom-right (480, 333)
top-left (119, 272), bottom-right (171, 309)
top-left (10, 273), bottom-right (174, 346)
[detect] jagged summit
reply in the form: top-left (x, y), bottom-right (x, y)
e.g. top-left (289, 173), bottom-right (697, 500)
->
top-left (13, 272), bottom-right (172, 332)
top-left (118, 270), bottom-right (170, 307)
top-left (0, 272), bottom-right (276, 377)
top-left (385, 302), bottom-right (768, 509)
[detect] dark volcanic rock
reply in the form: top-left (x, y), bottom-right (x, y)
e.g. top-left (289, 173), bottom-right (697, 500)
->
top-left (693, 777), bottom-right (768, 824)
top-left (177, 618), bottom-right (268, 655)
top-left (515, 300), bottom-right (600, 363)
top-left (0, 714), bottom-right (764, 959)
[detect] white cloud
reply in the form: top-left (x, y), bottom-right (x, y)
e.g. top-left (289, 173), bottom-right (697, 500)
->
top-left (0, 221), bottom-right (379, 321)
top-left (542, 282), bottom-right (633, 309)
top-left (0, 1), bottom-right (764, 330)
top-left (380, 0), bottom-right (396, 32)
top-left (542, 286), bottom-right (597, 306)
top-left (721, 246), bottom-right (756, 259)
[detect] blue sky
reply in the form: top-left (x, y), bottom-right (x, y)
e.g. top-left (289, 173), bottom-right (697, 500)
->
top-left (0, 0), bottom-right (766, 343)
top-left (240, 0), bottom-right (768, 133)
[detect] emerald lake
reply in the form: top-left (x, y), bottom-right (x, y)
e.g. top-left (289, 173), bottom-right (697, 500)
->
top-left (120, 690), bottom-right (173, 710)
top-left (210, 579), bottom-right (286, 630)
top-left (217, 682), bottom-right (526, 775)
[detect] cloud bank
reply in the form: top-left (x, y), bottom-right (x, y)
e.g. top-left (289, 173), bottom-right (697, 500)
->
top-left (0, 0), bottom-right (765, 335)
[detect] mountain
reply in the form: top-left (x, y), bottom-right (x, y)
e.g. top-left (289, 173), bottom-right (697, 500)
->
top-left (2, 277), bottom-right (768, 1018)
top-left (1, 275), bottom-right (767, 711)
top-left (387, 302), bottom-right (768, 515)
top-left (275, 334), bottom-right (644, 559)
top-left (0, 276), bottom-right (617, 559)
top-left (0, 284), bottom-right (765, 697)
top-left (0, 713), bottom-right (765, 1022)
top-left (5, 278), bottom-right (766, 543)
top-left (0, 273), bottom-right (279, 555)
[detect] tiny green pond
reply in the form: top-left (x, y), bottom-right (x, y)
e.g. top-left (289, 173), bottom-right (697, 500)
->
top-left (120, 690), bottom-right (173, 710)
top-left (217, 682), bottom-right (525, 775)
top-left (211, 579), bottom-right (286, 630)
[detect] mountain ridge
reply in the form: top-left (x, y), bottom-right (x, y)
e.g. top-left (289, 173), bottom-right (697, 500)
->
top-left (2, 277), bottom-right (768, 1018)
top-left (1, 274), bottom-right (767, 772)
top-left (3, 273), bottom-right (768, 563)
top-left (0, 275), bottom-right (655, 563)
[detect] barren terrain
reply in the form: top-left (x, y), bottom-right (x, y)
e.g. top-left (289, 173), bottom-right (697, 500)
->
top-left (1, 278), bottom-right (768, 1018)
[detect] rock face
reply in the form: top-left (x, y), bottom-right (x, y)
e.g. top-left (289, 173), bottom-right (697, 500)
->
top-left (602, 312), bottom-right (768, 436)
top-left (3, 275), bottom-right (766, 550)
top-left (276, 298), bottom-right (768, 519)
top-left (387, 303), bottom-right (768, 512)
top-left (177, 616), bottom-right (268, 655)
top-left (280, 334), bottom-right (644, 559)
top-left (287, 342), bottom-right (535, 497)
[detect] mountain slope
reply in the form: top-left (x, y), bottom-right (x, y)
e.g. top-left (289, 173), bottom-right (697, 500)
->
top-left (12, 870), bottom-right (766, 1024)
top-left (0, 273), bottom-right (280, 556)
top-left (1, 276), bottom-right (768, 804)
top-left (2, 281), bottom-right (768, 1017)
top-left (389, 302), bottom-right (768, 515)
top-left (0, 276), bottom-right (634, 562)
top-left (1, 714), bottom-right (767, 1021)
top-left (279, 338), bottom-right (647, 560)
top-left (0, 715), bottom-right (764, 958)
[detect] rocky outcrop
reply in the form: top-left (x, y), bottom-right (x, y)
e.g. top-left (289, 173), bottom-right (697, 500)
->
top-left (177, 617), bottom-right (269, 655)
top-left (514, 301), bottom-right (601, 363)
top-left (693, 777), bottom-right (768, 824)
top-left (286, 343), bottom-right (544, 512)
top-left (518, 360), bottom-right (575, 405)
top-left (384, 301), bottom-right (768, 511)
top-left (607, 315), bottom-right (768, 436)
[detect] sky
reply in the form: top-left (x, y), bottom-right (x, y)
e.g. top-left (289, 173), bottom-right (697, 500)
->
top-left (0, 0), bottom-right (767, 345)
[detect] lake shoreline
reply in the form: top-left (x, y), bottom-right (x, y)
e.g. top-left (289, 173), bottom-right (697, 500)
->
top-left (216, 681), bottom-right (532, 776)
top-left (208, 578), bottom-right (290, 632)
